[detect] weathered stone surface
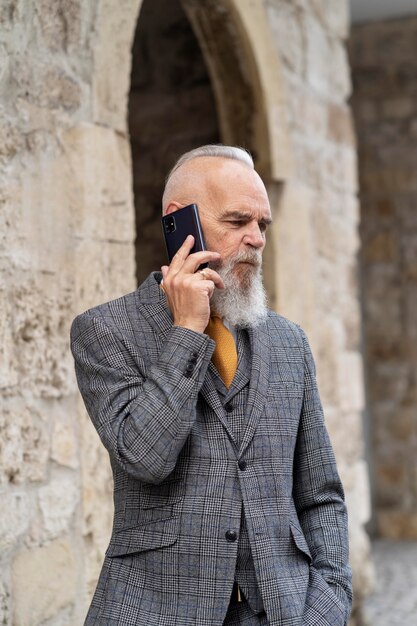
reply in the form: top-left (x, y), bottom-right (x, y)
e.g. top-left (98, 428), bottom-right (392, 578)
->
top-left (264, 2), bottom-right (304, 76)
top-left (0, 575), bottom-right (11, 626)
top-left (12, 538), bottom-right (77, 626)
top-left (51, 418), bottom-right (79, 470)
top-left (38, 473), bottom-right (80, 541)
top-left (0, 401), bottom-right (49, 485)
top-left (0, 492), bottom-right (31, 554)
top-left (10, 281), bottom-right (74, 399)
top-left (34, 0), bottom-right (83, 52)
top-left (350, 15), bottom-right (417, 540)
top-left (79, 406), bottom-right (113, 580)
top-left (92, 0), bottom-right (141, 130)
top-left (0, 1), bottom-right (374, 624)
top-left (304, 11), bottom-right (351, 99)
top-left (310, 0), bottom-right (350, 40)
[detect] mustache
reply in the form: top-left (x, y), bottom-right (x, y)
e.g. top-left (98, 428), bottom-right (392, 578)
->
top-left (210, 249), bottom-right (262, 270)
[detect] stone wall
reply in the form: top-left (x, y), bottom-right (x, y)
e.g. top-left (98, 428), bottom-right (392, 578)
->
top-left (0, 1), bottom-right (139, 623)
top-left (349, 17), bottom-right (417, 539)
top-left (0, 0), bottom-right (372, 624)
top-left (263, 1), bottom-right (373, 618)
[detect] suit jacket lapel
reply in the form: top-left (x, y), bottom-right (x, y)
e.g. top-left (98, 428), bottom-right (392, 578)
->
top-left (239, 319), bottom-right (270, 457)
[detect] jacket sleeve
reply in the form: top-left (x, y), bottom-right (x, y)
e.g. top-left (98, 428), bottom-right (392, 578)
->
top-left (70, 310), bottom-right (215, 484)
top-left (293, 328), bottom-right (353, 625)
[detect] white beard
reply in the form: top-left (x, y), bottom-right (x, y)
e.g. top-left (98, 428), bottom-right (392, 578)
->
top-left (209, 249), bottom-right (268, 328)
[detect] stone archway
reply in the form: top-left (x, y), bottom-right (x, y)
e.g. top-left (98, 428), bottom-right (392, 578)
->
top-left (127, 0), bottom-right (293, 293)
top-left (129, 0), bottom-right (221, 285)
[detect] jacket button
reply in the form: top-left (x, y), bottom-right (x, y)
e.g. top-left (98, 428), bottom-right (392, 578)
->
top-left (224, 402), bottom-right (233, 413)
top-left (238, 460), bottom-right (247, 471)
top-left (225, 530), bottom-right (237, 542)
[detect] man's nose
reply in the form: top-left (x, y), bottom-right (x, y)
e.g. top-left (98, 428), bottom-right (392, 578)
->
top-left (243, 223), bottom-right (265, 249)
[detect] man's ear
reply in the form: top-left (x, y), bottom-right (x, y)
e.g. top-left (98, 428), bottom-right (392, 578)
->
top-left (164, 202), bottom-right (183, 215)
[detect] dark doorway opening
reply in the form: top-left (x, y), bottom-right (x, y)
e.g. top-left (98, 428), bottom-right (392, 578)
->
top-left (129, 0), bottom-right (220, 285)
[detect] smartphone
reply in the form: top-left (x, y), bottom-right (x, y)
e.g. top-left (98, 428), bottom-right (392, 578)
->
top-left (162, 203), bottom-right (207, 268)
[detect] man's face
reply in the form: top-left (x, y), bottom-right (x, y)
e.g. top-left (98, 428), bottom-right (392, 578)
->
top-left (196, 159), bottom-right (272, 290)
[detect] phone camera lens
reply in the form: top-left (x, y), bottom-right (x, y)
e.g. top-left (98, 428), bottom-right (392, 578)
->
top-left (164, 216), bottom-right (176, 233)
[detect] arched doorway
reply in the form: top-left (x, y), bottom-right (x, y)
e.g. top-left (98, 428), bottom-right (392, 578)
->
top-left (129, 0), bottom-right (221, 285)
top-left (128, 0), bottom-right (280, 287)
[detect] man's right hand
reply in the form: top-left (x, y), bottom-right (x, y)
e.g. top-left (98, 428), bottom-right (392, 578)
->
top-left (161, 235), bottom-right (224, 334)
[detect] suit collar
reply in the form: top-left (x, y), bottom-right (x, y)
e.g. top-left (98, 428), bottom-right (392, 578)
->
top-left (238, 318), bottom-right (270, 457)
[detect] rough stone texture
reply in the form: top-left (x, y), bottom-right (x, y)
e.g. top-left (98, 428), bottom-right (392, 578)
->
top-left (264, 2), bottom-right (372, 620)
top-left (11, 538), bottom-right (78, 626)
top-left (0, 573), bottom-right (11, 626)
top-left (0, 1), bottom-right (138, 624)
top-left (349, 17), bottom-right (417, 540)
top-left (0, 0), bottom-right (373, 624)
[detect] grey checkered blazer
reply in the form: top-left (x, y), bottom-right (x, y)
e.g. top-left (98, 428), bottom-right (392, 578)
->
top-left (71, 272), bottom-right (352, 626)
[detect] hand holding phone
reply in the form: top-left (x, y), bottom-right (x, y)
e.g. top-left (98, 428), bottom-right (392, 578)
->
top-left (160, 205), bottom-right (224, 333)
top-left (162, 203), bottom-right (207, 268)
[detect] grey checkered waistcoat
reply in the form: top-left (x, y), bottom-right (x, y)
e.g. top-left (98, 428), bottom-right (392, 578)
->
top-left (70, 273), bottom-right (352, 626)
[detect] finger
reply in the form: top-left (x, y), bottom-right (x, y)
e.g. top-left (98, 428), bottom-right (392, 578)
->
top-left (181, 250), bottom-right (221, 274)
top-left (196, 267), bottom-right (224, 290)
top-left (167, 235), bottom-right (195, 274)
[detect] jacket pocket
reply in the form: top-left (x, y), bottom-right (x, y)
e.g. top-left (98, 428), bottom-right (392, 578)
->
top-left (106, 514), bottom-right (179, 557)
top-left (290, 521), bottom-right (313, 564)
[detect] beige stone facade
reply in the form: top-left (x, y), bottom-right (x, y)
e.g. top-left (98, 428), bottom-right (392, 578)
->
top-left (350, 17), bottom-right (417, 540)
top-left (1, 1), bottom-right (374, 624)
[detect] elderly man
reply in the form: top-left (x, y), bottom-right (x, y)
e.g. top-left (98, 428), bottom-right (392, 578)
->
top-left (71, 145), bottom-right (352, 626)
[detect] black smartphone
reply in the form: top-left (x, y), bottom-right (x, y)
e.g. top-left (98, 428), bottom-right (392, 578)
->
top-left (162, 203), bottom-right (207, 268)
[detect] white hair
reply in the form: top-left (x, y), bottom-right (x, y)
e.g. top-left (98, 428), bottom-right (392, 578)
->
top-left (162, 144), bottom-right (254, 209)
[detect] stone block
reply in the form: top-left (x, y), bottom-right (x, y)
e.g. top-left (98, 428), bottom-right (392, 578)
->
top-left (343, 460), bottom-right (372, 527)
top-left (79, 406), bottom-right (113, 545)
top-left (328, 38), bottom-right (352, 100)
top-left (310, 0), bottom-right (350, 40)
top-left (337, 351), bottom-right (365, 413)
top-left (92, 0), bottom-right (141, 130)
top-left (403, 235), bottom-right (417, 280)
top-left (323, 143), bottom-right (358, 193)
top-left (376, 461), bottom-right (407, 507)
top-left (0, 492), bottom-right (31, 554)
top-left (377, 511), bottom-right (417, 540)
top-left (64, 124), bottom-right (136, 246)
top-left (265, 1), bottom-right (304, 76)
top-left (0, 400), bottom-right (49, 485)
top-left (38, 473), bottom-right (80, 541)
top-left (10, 279), bottom-right (74, 399)
top-left (0, 575), bottom-right (11, 626)
top-left (303, 11), bottom-right (331, 95)
top-left (13, 58), bottom-right (83, 113)
top-left (51, 419), bottom-right (79, 470)
top-left (0, 119), bottom-right (24, 162)
top-left (382, 97), bottom-right (414, 120)
top-left (34, 0), bottom-right (83, 52)
top-left (315, 316), bottom-right (345, 406)
top-left (12, 537), bottom-right (77, 626)
top-left (324, 406), bottom-right (364, 466)
top-left (290, 86), bottom-right (327, 139)
top-left (303, 11), bottom-right (351, 99)
top-left (364, 232), bottom-right (398, 264)
top-left (327, 102), bottom-right (355, 145)
top-left (272, 181), bottom-right (316, 334)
